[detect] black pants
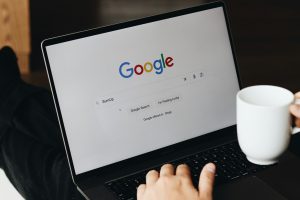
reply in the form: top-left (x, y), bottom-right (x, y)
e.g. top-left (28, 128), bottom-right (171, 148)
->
top-left (0, 81), bottom-right (84, 200)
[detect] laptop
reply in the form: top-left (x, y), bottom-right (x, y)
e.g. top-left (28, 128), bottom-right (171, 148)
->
top-left (41, 2), bottom-right (300, 200)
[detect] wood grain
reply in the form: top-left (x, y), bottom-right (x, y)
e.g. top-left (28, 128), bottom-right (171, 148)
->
top-left (0, 0), bottom-right (30, 74)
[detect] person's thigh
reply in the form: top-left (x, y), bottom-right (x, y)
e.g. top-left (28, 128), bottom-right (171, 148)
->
top-left (11, 88), bottom-right (64, 149)
top-left (0, 124), bottom-right (83, 200)
top-left (0, 81), bottom-right (64, 149)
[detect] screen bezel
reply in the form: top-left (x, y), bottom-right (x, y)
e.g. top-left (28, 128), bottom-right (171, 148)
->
top-left (41, 1), bottom-right (242, 183)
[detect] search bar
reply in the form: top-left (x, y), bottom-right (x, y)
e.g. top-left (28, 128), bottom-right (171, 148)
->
top-left (95, 69), bottom-right (205, 112)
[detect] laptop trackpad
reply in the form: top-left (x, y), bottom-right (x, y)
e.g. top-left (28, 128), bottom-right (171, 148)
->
top-left (214, 176), bottom-right (286, 200)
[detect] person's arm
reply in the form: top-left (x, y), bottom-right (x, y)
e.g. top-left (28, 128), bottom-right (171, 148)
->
top-left (137, 163), bottom-right (216, 200)
top-left (290, 92), bottom-right (300, 127)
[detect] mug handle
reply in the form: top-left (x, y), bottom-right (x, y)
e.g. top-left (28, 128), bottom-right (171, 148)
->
top-left (292, 98), bottom-right (300, 135)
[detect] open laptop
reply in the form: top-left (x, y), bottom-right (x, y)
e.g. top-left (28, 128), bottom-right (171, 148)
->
top-left (41, 2), bottom-right (300, 200)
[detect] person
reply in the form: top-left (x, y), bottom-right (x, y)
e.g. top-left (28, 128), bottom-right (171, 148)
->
top-left (0, 46), bottom-right (299, 200)
top-left (137, 163), bottom-right (215, 200)
top-left (0, 46), bottom-right (82, 200)
top-left (290, 95), bottom-right (300, 127)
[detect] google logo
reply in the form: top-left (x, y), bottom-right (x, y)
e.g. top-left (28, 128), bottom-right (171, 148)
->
top-left (119, 53), bottom-right (174, 78)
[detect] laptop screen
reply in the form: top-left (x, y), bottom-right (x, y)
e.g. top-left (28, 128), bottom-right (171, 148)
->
top-left (45, 6), bottom-right (239, 175)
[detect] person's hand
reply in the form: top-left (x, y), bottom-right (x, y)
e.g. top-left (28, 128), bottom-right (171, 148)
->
top-left (137, 163), bottom-right (216, 200)
top-left (290, 92), bottom-right (300, 127)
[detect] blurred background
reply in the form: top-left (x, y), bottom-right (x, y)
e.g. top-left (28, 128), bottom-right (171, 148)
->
top-left (0, 0), bottom-right (300, 198)
top-left (0, 0), bottom-right (299, 92)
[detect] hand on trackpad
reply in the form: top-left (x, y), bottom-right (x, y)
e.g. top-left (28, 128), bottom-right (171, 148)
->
top-left (214, 176), bottom-right (286, 200)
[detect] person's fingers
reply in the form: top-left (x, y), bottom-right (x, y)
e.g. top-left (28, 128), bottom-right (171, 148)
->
top-left (176, 164), bottom-right (193, 185)
top-left (137, 184), bottom-right (146, 200)
top-left (146, 170), bottom-right (159, 185)
top-left (160, 164), bottom-right (175, 176)
top-left (198, 163), bottom-right (216, 200)
top-left (176, 164), bottom-right (191, 177)
top-left (290, 104), bottom-right (300, 119)
top-left (296, 118), bottom-right (300, 127)
top-left (291, 92), bottom-right (300, 128)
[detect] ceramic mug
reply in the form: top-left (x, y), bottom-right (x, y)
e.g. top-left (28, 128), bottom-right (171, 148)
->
top-left (236, 85), bottom-right (299, 165)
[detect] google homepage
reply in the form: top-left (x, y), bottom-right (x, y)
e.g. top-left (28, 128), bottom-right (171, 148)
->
top-left (46, 7), bottom-right (239, 174)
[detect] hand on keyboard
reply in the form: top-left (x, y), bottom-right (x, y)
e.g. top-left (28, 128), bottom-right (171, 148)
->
top-left (105, 141), bottom-right (268, 200)
top-left (137, 163), bottom-right (216, 200)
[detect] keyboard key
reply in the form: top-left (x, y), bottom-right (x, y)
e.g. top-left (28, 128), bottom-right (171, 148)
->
top-left (105, 141), bottom-right (270, 200)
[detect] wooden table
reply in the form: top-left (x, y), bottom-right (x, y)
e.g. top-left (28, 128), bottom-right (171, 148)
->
top-left (0, 0), bottom-right (30, 74)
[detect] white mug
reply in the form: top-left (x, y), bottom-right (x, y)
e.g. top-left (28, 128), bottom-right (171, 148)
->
top-left (236, 85), bottom-right (299, 165)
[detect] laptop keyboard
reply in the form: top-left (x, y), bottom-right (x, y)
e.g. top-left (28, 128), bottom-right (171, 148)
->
top-left (105, 141), bottom-right (269, 200)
